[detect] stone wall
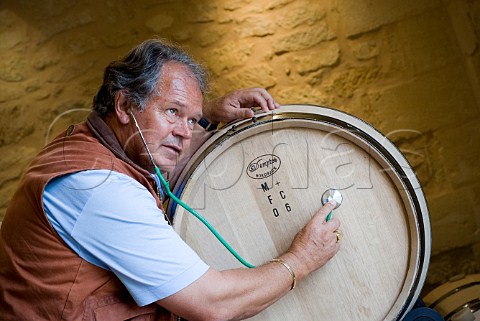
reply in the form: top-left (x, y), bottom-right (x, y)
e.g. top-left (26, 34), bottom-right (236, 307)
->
top-left (1, 0), bottom-right (479, 294)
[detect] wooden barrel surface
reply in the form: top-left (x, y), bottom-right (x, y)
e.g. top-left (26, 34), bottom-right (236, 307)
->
top-left (169, 105), bottom-right (431, 321)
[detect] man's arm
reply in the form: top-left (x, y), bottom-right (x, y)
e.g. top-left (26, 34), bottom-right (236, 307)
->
top-left (157, 201), bottom-right (341, 321)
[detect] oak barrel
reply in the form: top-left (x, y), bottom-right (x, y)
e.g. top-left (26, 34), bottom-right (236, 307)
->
top-left (169, 105), bottom-right (431, 321)
top-left (423, 274), bottom-right (480, 321)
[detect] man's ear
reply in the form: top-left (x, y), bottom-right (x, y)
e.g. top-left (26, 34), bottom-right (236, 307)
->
top-left (114, 91), bottom-right (132, 125)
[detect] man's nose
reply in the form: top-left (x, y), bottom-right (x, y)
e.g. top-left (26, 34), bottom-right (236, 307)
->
top-left (172, 119), bottom-right (193, 139)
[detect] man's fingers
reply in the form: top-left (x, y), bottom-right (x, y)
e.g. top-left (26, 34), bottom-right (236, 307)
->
top-left (314, 200), bottom-right (337, 223)
top-left (256, 88), bottom-right (279, 111)
top-left (327, 217), bottom-right (341, 231)
top-left (240, 88), bottom-right (279, 112)
top-left (233, 107), bottom-right (255, 119)
top-left (250, 91), bottom-right (270, 112)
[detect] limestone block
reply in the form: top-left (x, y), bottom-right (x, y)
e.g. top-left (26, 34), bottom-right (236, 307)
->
top-left (43, 99), bottom-right (91, 120)
top-left (79, 76), bottom-right (102, 98)
top-left (447, 0), bottom-right (478, 56)
top-left (349, 38), bottom-right (379, 61)
top-left (0, 10), bottom-right (28, 51)
top-left (273, 21), bottom-right (335, 54)
top-left (23, 79), bottom-right (53, 101)
top-left (0, 55), bottom-right (29, 82)
top-left (235, 16), bottom-right (276, 37)
top-left (426, 245), bottom-right (480, 288)
top-left (223, 0), bottom-right (252, 11)
top-left (0, 104), bottom-right (35, 146)
top-left (274, 86), bottom-right (333, 106)
top-left (428, 183), bottom-right (480, 253)
top-left (306, 69), bottom-right (327, 87)
top-left (379, 10), bottom-right (459, 77)
top-left (239, 4), bottom-right (267, 15)
top-left (207, 41), bottom-right (253, 76)
top-left (265, 0), bottom-right (295, 10)
top-left (47, 60), bottom-right (95, 83)
top-left (364, 65), bottom-right (477, 134)
top-left (385, 128), bottom-right (436, 191)
top-left (293, 41), bottom-right (339, 75)
top-left (172, 30), bottom-right (193, 43)
top-left (220, 63), bottom-right (276, 93)
top-left (65, 34), bottom-right (100, 55)
top-left (145, 13), bottom-right (174, 33)
top-left (187, 2), bottom-right (218, 23)
top-left (473, 1), bottom-right (480, 37)
top-left (197, 29), bottom-right (225, 47)
top-left (96, 1), bottom-right (136, 24)
top-left (218, 13), bottom-right (235, 24)
top-left (472, 51), bottom-right (480, 97)
top-left (474, 242), bottom-right (480, 263)
top-left (32, 46), bottom-right (61, 71)
top-left (338, 0), bottom-right (439, 37)
top-left (24, 78), bottom-right (50, 94)
top-left (392, 10), bottom-right (460, 74)
top-left (13, 0), bottom-right (76, 18)
top-left (34, 91), bottom-right (52, 102)
top-left (323, 65), bottom-right (381, 100)
top-left (275, 2), bottom-right (325, 29)
top-left (0, 85), bottom-right (23, 103)
top-left (137, 0), bottom-right (177, 9)
top-left (433, 120), bottom-right (480, 188)
top-left (102, 30), bottom-right (140, 49)
top-left (34, 9), bottom-right (93, 42)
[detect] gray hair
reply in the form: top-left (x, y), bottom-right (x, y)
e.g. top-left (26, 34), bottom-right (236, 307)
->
top-left (93, 39), bottom-right (208, 117)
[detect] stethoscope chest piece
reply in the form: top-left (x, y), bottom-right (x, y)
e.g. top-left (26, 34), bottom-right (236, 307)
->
top-left (321, 189), bottom-right (343, 209)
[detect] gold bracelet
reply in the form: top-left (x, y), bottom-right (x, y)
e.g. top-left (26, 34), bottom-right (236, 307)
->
top-left (271, 258), bottom-right (296, 290)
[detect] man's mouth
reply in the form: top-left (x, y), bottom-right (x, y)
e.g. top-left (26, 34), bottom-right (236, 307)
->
top-left (163, 143), bottom-right (182, 155)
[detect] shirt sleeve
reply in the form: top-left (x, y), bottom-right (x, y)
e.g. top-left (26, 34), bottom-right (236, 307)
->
top-left (43, 170), bottom-right (209, 306)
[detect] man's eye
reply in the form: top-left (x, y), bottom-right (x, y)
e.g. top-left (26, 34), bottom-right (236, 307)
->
top-left (188, 118), bottom-right (197, 126)
top-left (167, 108), bottom-right (177, 115)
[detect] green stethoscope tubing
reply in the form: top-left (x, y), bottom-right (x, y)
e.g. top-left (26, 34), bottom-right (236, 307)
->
top-left (129, 110), bottom-right (255, 268)
top-left (154, 165), bottom-right (255, 268)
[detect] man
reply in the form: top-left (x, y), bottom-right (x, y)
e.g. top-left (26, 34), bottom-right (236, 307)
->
top-left (0, 39), bottom-right (341, 320)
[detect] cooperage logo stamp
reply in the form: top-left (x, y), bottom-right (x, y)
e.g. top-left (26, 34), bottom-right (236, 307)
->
top-left (246, 154), bottom-right (281, 179)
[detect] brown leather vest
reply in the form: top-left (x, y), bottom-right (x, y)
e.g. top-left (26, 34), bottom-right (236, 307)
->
top-left (0, 112), bottom-right (173, 320)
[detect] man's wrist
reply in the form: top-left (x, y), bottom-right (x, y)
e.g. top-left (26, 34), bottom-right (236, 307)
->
top-left (271, 258), bottom-right (296, 290)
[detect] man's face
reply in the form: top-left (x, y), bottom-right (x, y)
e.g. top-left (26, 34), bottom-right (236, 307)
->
top-left (126, 62), bottom-right (203, 174)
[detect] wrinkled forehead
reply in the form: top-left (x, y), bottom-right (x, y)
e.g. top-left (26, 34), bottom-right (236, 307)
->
top-left (154, 62), bottom-right (204, 104)
top-left (158, 62), bottom-right (202, 91)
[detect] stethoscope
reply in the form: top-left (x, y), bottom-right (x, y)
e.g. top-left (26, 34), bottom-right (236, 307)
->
top-left (128, 110), bottom-right (256, 268)
top-left (128, 109), bottom-right (342, 269)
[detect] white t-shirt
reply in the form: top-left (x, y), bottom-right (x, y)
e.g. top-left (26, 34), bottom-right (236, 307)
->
top-left (43, 169), bottom-right (209, 306)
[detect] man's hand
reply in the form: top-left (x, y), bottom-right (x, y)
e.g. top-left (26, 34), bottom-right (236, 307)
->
top-left (283, 200), bottom-right (341, 281)
top-left (203, 88), bottom-right (280, 124)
